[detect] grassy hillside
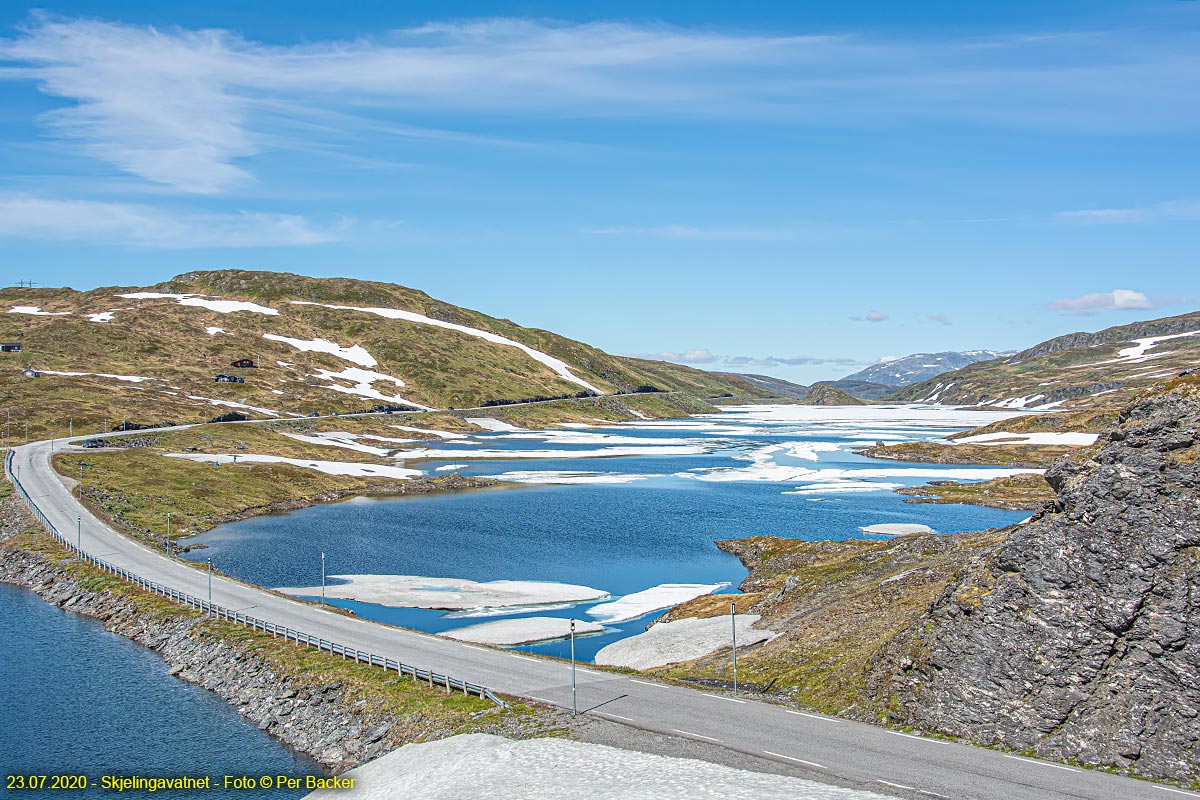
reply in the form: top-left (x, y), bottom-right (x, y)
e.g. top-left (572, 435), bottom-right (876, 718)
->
top-left (0, 270), bottom-right (781, 439)
top-left (888, 311), bottom-right (1200, 409)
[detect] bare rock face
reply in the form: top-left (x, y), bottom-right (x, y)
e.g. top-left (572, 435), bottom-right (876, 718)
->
top-left (878, 381), bottom-right (1200, 780)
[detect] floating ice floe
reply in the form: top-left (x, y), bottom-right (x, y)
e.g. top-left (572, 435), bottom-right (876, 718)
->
top-left (859, 523), bottom-right (934, 536)
top-left (165, 452), bottom-right (420, 479)
top-left (434, 464), bottom-right (469, 471)
top-left (8, 305), bottom-right (69, 316)
top-left (492, 470), bottom-right (659, 485)
top-left (303, 734), bottom-right (893, 800)
top-left (291, 301), bottom-right (604, 395)
top-left (951, 431), bottom-right (1099, 446)
top-left (263, 334), bottom-right (377, 367)
top-left (587, 583), bottom-right (728, 624)
top-left (441, 617), bottom-right (606, 646)
top-left (783, 480), bottom-right (905, 495)
top-left (117, 292), bottom-right (279, 315)
top-left (595, 614), bottom-right (776, 670)
top-left (273, 574), bottom-right (608, 611)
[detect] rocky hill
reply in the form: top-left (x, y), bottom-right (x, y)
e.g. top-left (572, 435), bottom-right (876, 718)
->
top-left (658, 373), bottom-right (1200, 782)
top-left (0, 270), bottom-right (780, 437)
top-left (714, 373), bottom-right (808, 400)
top-left (889, 311), bottom-right (1200, 409)
top-left (872, 372), bottom-right (1200, 781)
top-left (798, 383), bottom-right (865, 406)
top-left (841, 350), bottom-right (1011, 387)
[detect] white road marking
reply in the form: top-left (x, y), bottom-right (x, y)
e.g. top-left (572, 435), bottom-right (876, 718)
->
top-left (763, 751), bottom-right (825, 769)
top-left (630, 679), bottom-right (667, 688)
top-left (595, 712), bottom-right (634, 722)
top-left (509, 654), bottom-right (539, 662)
top-left (1156, 788), bottom-right (1200, 798)
top-left (1002, 754), bottom-right (1081, 772)
top-left (886, 730), bottom-right (950, 745)
top-left (575, 668), bottom-right (602, 676)
top-left (459, 645), bottom-right (487, 652)
top-left (671, 729), bottom-right (722, 743)
top-left (877, 780), bottom-right (949, 798)
top-left (786, 709), bottom-right (843, 722)
top-left (529, 697), bottom-right (556, 704)
top-left (703, 693), bottom-right (746, 704)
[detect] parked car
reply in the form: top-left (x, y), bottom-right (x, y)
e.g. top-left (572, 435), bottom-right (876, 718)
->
top-left (80, 439), bottom-right (105, 448)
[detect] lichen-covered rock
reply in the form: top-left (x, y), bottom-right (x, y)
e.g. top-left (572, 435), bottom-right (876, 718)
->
top-left (876, 378), bottom-right (1200, 781)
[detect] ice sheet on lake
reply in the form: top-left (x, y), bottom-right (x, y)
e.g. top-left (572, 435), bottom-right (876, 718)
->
top-left (273, 574), bottom-right (609, 611)
top-left (587, 583), bottom-right (728, 624)
top-left (440, 617), bottom-right (606, 646)
top-left (396, 444), bottom-right (710, 461)
top-left (304, 734), bottom-right (892, 800)
top-left (595, 614), bottom-right (776, 670)
top-left (783, 481), bottom-right (905, 495)
top-left (493, 470), bottom-right (659, 485)
top-left (465, 417), bottom-right (525, 432)
top-left (434, 463), bottom-right (469, 471)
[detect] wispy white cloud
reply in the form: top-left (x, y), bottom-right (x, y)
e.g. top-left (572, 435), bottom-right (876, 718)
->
top-left (1055, 200), bottom-right (1200, 225)
top-left (647, 349), bottom-right (718, 364)
top-left (1045, 289), bottom-right (1153, 314)
top-left (0, 195), bottom-right (337, 248)
top-left (851, 310), bottom-right (889, 322)
top-left (2, 15), bottom-right (1198, 193)
top-left (926, 314), bottom-right (952, 326)
top-left (640, 350), bottom-right (861, 368)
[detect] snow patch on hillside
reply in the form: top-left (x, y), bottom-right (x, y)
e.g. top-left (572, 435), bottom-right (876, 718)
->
top-left (9, 306), bottom-right (69, 316)
top-left (309, 366), bottom-right (432, 409)
top-left (291, 301), bottom-right (605, 395)
top-left (263, 334), bottom-right (377, 367)
top-left (118, 292), bottom-right (279, 315)
top-left (41, 370), bottom-right (154, 383)
top-left (205, 326), bottom-right (226, 335)
top-left (87, 312), bottom-right (115, 322)
top-left (166, 452), bottom-right (419, 479)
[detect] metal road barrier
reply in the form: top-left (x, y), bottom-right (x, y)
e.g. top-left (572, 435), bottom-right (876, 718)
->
top-left (4, 450), bottom-right (507, 708)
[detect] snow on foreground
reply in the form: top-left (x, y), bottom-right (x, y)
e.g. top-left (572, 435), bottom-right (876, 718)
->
top-left (595, 614), bottom-right (776, 670)
top-left (272, 574), bottom-right (609, 611)
top-left (164, 453), bottom-right (420, 479)
top-left (588, 584), bottom-right (727, 624)
top-left (292, 301), bottom-right (605, 396)
top-left (441, 616), bottom-right (606, 646)
top-left (304, 734), bottom-right (889, 800)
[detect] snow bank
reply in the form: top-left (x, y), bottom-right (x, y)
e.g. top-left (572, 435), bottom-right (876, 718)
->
top-left (165, 453), bottom-right (420, 480)
top-left (292, 301), bottom-right (605, 395)
top-left (8, 305), bottom-right (69, 316)
top-left (441, 617), bottom-right (606, 646)
top-left (183, 395), bottom-right (281, 416)
top-left (273, 574), bottom-right (608, 611)
top-left (117, 292), bottom-right (278, 315)
top-left (390, 424), bottom-right (467, 439)
top-left (309, 366), bottom-right (432, 409)
top-left (280, 431), bottom-right (394, 456)
top-left (858, 523), bottom-right (934, 536)
top-left (263, 334), bottom-right (377, 367)
top-left (588, 584), bottom-right (728, 624)
top-left (40, 370), bottom-right (155, 383)
top-left (87, 312), bottom-right (115, 322)
top-left (205, 326), bottom-right (226, 335)
top-left (304, 734), bottom-right (889, 800)
top-left (465, 417), bottom-right (525, 432)
top-left (952, 431), bottom-right (1099, 446)
top-left (595, 614), bottom-right (776, 671)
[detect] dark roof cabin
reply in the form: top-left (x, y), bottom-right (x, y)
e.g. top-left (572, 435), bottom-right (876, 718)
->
top-left (1, 342), bottom-right (22, 353)
top-left (230, 358), bottom-right (256, 368)
top-left (214, 373), bottom-right (244, 383)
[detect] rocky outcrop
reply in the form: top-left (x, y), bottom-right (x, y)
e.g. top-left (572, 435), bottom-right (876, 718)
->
top-left (799, 383), bottom-right (865, 406)
top-left (874, 378), bottom-right (1200, 781)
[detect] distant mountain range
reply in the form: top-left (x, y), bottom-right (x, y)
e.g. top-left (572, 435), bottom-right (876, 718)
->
top-left (889, 311), bottom-right (1200, 409)
top-left (841, 350), bottom-right (1014, 387)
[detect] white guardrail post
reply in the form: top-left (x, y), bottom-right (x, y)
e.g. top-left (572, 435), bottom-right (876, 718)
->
top-left (3, 449), bottom-right (505, 707)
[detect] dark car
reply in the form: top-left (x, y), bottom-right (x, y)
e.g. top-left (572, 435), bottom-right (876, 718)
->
top-left (81, 439), bottom-right (106, 449)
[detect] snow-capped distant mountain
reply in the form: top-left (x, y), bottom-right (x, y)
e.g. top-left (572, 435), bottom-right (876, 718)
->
top-left (840, 350), bottom-right (1013, 387)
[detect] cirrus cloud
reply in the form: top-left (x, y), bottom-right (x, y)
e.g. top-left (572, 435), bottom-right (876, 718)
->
top-left (1045, 289), bottom-right (1154, 314)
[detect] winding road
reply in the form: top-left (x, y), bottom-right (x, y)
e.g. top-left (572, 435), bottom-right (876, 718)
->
top-left (8, 434), bottom-right (1176, 800)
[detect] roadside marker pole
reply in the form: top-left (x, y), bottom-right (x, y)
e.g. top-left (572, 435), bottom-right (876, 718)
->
top-left (166, 512), bottom-right (171, 556)
top-left (570, 618), bottom-right (577, 717)
top-left (207, 558), bottom-right (212, 602)
top-left (77, 516), bottom-right (81, 550)
top-left (321, 551), bottom-right (326, 599)
top-left (731, 601), bottom-right (738, 695)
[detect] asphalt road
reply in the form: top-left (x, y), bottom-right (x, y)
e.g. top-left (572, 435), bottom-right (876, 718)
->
top-left (9, 437), bottom-right (1179, 800)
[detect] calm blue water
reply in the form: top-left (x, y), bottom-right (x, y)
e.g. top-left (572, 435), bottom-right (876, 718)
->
top-left (183, 406), bottom-right (1031, 661)
top-left (0, 583), bottom-right (317, 799)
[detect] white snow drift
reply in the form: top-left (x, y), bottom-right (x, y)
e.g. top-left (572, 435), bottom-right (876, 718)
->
top-left (118, 292), bottom-right (279, 315)
top-left (262, 334), bottom-right (377, 367)
top-left (595, 614), bottom-right (776, 671)
top-left (165, 453), bottom-right (420, 480)
top-left (273, 574), bottom-right (609, 612)
top-left (587, 583), bottom-right (728, 624)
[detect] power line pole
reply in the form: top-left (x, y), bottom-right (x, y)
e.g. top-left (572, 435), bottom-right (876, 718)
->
top-left (731, 601), bottom-right (738, 695)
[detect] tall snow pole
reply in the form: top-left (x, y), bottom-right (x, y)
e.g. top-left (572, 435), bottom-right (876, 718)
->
top-left (570, 618), bottom-right (577, 718)
top-left (731, 601), bottom-right (738, 695)
top-left (165, 512), bottom-right (171, 556)
top-left (207, 558), bottom-right (213, 602)
top-left (77, 516), bottom-right (81, 551)
top-left (321, 551), bottom-right (326, 599)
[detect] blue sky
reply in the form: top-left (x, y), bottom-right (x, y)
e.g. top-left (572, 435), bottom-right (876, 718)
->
top-left (0, 1), bottom-right (1196, 384)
